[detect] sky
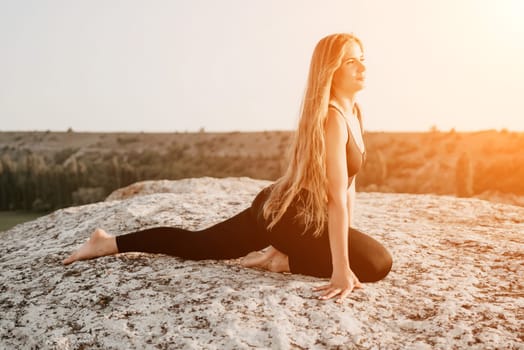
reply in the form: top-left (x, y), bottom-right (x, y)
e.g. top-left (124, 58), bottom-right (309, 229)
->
top-left (1, 0), bottom-right (523, 133)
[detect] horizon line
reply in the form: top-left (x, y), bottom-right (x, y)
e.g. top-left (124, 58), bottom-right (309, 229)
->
top-left (1, 127), bottom-right (523, 134)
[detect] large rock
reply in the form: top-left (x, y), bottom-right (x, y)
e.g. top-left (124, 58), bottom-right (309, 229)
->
top-left (105, 177), bottom-right (268, 202)
top-left (1, 177), bottom-right (523, 349)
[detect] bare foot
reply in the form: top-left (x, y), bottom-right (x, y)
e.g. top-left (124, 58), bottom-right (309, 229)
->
top-left (240, 246), bottom-right (290, 273)
top-left (62, 228), bottom-right (118, 265)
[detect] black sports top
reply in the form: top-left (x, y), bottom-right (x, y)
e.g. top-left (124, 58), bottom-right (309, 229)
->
top-left (328, 104), bottom-right (366, 182)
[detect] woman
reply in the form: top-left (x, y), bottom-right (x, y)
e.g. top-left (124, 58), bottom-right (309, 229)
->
top-left (63, 33), bottom-right (392, 303)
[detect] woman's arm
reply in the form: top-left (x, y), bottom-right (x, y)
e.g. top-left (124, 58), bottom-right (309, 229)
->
top-left (314, 109), bottom-right (362, 302)
top-left (347, 177), bottom-right (356, 227)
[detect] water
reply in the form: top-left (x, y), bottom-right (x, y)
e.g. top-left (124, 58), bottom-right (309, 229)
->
top-left (0, 211), bottom-right (48, 232)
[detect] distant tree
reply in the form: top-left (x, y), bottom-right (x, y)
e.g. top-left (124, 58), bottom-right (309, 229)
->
top-left (0, 154), bottom-right (17, 209)
top-left (0, 160), bottom-right (5, 209)
top-left (111, 155), bottom-right (122, 189)
top-left (357, 150), bottom-right (388, 188)
top-left (77, 160), bottom-right (88, 187)
top-left (117, 136), bottom-right (139, 145)
top-left (22, 154), bottom-right (41, 210)
top-left (31, 198), bottom-right (49, 212)
top-left (62, 156), bottom-right (81, 205)
top-left (50, 164), bottom-right (68, 208)
top-left (72, 187), bottom-right (105, 205)
top-left (375, 150), bottom-right (387, 185)
top-left (32, 154), bottom-right (50, 207)
top-left (120, 160), bottom-right (138, 187)
top-left (456, 152), bottom-right (474, 197)
top-left (54, 148), bottom-right (78, 165)
top-left (65, 156), bottom-right (79, 176)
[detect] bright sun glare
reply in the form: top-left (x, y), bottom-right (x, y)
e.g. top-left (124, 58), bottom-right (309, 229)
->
top-left (498, 0), bottom-right (524, 34)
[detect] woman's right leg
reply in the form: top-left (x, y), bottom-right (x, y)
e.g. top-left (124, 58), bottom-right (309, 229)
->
top-left (115, 207), bottom-right (268, 260)
top-left (63, 228), bottom-right (118, 265)
top-left (64, 207), bottom-right (269, 265)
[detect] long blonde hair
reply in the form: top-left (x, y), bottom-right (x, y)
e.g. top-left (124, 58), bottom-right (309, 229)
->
top-left (262, 33), bottom-right (364, 237)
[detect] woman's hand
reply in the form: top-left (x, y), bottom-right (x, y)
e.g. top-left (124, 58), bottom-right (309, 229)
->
top-left (313, 267), bottom-right (362, 303)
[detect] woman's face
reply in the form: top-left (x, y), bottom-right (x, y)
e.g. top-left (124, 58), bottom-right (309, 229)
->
top-left (331, 41), bottom-right (366, 95)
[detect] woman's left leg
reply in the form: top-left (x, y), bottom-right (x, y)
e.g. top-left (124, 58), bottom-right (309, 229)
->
top-left (266, 225), bottom-right (392, 282)
top-left (249, 189), bottom-right (392, 281)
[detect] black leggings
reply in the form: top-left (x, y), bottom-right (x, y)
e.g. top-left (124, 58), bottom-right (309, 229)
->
top-left (116, 186), bottom-right (393, 282)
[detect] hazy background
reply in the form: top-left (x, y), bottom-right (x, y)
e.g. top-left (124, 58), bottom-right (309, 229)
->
top-left (1, 0), bottom-right (523, 132)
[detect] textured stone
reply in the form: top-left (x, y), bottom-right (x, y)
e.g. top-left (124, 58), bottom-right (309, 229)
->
top-left (1, 177), bottom-right (523, 349)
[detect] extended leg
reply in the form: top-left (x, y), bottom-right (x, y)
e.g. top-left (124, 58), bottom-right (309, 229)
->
top-left (63, 228), bottom-right (118, 265)
top-left (116, 207), bottom-right (269, 260)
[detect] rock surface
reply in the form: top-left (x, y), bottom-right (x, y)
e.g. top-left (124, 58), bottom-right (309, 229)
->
top-left (1, 177), bottom-right (523, 349)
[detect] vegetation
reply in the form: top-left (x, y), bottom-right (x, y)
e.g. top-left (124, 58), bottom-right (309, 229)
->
top-left (1, 129), bottom-right (523, 214)
top-left (456, 152), bottom-right (474, 197)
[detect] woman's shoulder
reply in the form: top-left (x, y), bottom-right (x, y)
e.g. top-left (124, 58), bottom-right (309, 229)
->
top-left (325, 106), bottom-right (349, 140)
